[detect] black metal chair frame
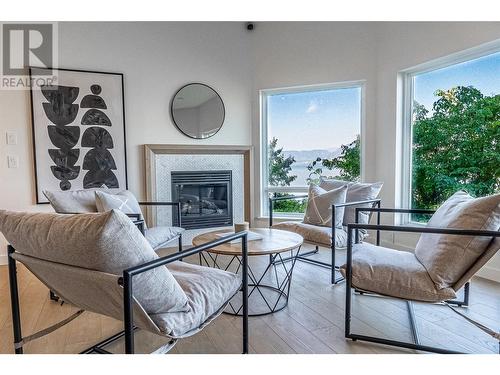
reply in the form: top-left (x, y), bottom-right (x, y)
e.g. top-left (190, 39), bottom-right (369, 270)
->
top-left (8, 232), bottom-right (250, 354)
top-left (269, 194), bottom-right (381, 284)
top-left (345, 207), bottom-right (500, 354)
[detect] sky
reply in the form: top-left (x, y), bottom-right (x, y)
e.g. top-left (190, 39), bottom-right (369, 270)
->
top-left (267, 50), bottom-right (499, 153)
top-left (267, 86), bottom-right (361, 152)
top-left (414, 51), bottom-right (500, 111)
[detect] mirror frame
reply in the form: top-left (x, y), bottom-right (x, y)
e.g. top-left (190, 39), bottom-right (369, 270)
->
top-left (170, 83), bottom-right (226, 139)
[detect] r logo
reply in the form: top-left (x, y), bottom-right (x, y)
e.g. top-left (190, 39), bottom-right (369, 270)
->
top-left (2, 23), bottom-right (54, 75)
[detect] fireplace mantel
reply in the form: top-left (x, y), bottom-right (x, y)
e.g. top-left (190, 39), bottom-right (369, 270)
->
top-left (144, 144), bottom-right (253, 227)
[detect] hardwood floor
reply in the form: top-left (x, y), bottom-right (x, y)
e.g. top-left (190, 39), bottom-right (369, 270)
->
top-left (0, 243), bottom-right (499, 354)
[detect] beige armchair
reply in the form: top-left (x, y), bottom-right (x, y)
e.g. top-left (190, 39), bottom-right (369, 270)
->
top-left (270, 179), bottom-right (382, 284)
top-left (341, 191), bottom-right (500, 353)
top-left (0, 209), bottom-right (249, 354)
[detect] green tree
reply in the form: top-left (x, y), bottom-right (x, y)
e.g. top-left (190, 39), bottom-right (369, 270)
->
top-left (268, 137), bottom-right (297, 186)
top-left (268, 137), bottom-right (306, 213)
top-left (413, 100), bottom-right (429, 121)
top-left (412, 86), bottom-right (500, 213)
top-left (307, 135), bottom-right (361, 184)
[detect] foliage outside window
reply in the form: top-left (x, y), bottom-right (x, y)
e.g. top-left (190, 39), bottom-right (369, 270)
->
top-left (268, 137), bottom-right (307, 214)
top-left (407, 51), bottom-right (500, 222)
top-left (306, 135), bottom-right (361, 184)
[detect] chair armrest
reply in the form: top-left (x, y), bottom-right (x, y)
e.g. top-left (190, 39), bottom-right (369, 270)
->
top-left (138, 201), bottom-right (182, 228)
top-left (352, 205), bottom-right (431, 245)
top-left (355, 207), bottom-right (436, 215)
top-left (120, 231), bottom-right (249, 353)
top-left (269, 194), bottom-right (308, 202)
top-left (122, 231), bottom-right (248, 277)
top-left (125, 213), bottom-right (142, 221)
top-left (138, 201), bottom-right (180, 206)
top-left (331, 199), bottom-right (381, 228)
top-left (333, 198), bottom-right (381, 209)
top-left (268, 195), bottom-right (308, 227)
top-left (131, 219), bottom-right (145, 235)
top-left (347, 223), bottom-right (500, 237)
top-left (332, 199), bottom-right (382, 245)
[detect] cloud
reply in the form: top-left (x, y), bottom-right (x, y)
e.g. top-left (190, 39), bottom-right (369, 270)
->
top-left (306, 101), bottom-right (318, 113)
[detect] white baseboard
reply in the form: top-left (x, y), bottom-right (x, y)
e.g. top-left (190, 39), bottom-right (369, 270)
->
top-left (379, 239), bottom-right (500, 284)
top-left (0, 255), bottom-right (7, 266)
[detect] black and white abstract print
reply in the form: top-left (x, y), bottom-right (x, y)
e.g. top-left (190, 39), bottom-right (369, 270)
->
top-left (80, 84), bottom-right (119, 188)
top-left (30, 68), bottom-right (127, 203)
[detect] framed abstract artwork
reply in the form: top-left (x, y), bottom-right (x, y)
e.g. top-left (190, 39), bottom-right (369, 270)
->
top-left (29, 67), bottom-right (128, 203)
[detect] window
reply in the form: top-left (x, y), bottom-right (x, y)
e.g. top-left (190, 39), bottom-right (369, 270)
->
top-left (402, 47), bottom-right (500, 222)
top-left (261, 82), bottom-right (363, 216)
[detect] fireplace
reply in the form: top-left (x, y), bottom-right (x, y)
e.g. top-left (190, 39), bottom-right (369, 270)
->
top-left (171, 170), bottom-right (233, 230)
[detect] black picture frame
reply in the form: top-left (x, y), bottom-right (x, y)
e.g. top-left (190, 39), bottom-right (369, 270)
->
top-left (29, 67), bottom-right (128, 204)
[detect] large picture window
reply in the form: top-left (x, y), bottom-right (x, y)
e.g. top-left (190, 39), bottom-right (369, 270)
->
top-left (260, 82), bottom-right (363, 216)
top-left (402, 48), bottom-right (500, 222)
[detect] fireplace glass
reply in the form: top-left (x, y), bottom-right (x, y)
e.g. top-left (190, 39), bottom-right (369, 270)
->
top-left (171, 170), bottom-right (233, 229)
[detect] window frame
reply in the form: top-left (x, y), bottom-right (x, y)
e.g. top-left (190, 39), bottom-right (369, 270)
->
top-left (259, 80), bottom-right (366, 218)
top-left (399, 40), bottom-right (500, 225)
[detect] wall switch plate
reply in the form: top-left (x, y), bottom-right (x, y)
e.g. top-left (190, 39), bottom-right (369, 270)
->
top-left (7, 155), bottom-right (19, 168)
top-left (6, 131), bottom-right (18, 145)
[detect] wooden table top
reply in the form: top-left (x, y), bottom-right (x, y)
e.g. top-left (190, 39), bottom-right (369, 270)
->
top-left (192, 228), bottom-right (303, 256)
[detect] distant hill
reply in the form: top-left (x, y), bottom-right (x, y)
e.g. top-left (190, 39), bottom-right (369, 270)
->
top-left (283, 148), bottom-right (342, 162)
top-left (280, 148), bottom-right (343, 186)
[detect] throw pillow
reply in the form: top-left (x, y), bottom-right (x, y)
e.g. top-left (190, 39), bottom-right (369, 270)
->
top-left (319, 178), bottom-right (383, 226)
top-left (414, 191), bottom-right (500, 289)
top-left (303, 184), bottom-right (347, 228)
top-left (43, 189), bottom-right (103, 213)
top-left (95, 190), bottom-right (145, 227)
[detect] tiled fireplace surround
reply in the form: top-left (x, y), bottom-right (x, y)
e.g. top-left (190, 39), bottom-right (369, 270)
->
top-left (144, 145), bottom-right (253, 245)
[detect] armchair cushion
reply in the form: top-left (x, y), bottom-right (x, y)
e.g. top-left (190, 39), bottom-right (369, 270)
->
top-left (415, 191), bottom-right (500, 289)
top-left (151, 261), bottom-right (241, 338)
top-left (272, 221), bottom-right (349, 247)
top-left (0, 209), bottom-right (189, 315)
top-left (319, 178), bottom-right (383, 226)
top-left (340, 243), bottom-right (456, 302)
top-left (145, 226), bottom-right (185, 250)
top-left (303, 184), bottom-right (347, 228)
top-left (43, 188), bottom-right (102, 213)
top-left (13, 252), bottom-right (161, 334)
top-left (95, 190), bottom-right (146, 227)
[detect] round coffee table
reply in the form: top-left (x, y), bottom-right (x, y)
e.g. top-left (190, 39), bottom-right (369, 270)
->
top-left (192, 228), bottom-right (303, 316)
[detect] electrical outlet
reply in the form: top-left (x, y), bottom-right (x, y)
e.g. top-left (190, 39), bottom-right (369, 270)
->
top-left (6, 131), bottom-right (18, 145)
top-left (7, 155), bottom-right (19, 169)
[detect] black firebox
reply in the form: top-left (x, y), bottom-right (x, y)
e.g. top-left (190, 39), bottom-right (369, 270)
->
top-left (171, 170), bottom-right (233, 230)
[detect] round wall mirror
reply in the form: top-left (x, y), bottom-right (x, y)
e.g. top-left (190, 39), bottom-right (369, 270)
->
top-left (171, 83), bottom-right (225, 139)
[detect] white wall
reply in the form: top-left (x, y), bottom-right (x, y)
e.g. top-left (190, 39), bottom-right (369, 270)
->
top-left (0, 22), bottom-right (253, 261)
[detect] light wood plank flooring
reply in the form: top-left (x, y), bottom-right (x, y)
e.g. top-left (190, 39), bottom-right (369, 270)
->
top-left (0, 244), bottom-right (499, 354)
